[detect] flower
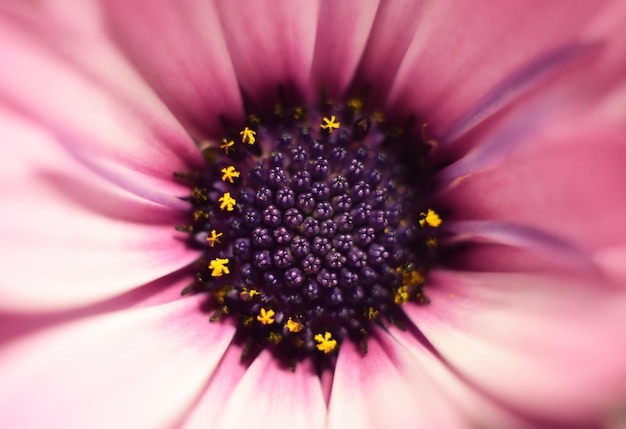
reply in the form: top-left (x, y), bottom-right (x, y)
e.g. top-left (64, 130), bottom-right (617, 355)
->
top-left (1, 1), bottom-right (626, 428)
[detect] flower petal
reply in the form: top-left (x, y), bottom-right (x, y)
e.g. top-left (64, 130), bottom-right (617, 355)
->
top-left (388, 0), bottom-right (620, 134)
top-left (444, 220), bottom-right (598, 275)
top-left (310, 0), bottom-right (380, 99)
top-left (0, 9), bottom-right (204, 205)
top-left (325, 331), bottom-right (466, 429)
top-left (212, 350), bottom-right (326, 429)
top-left (389, 325), bottom-right (538, 429)
top-left (0, 294), bottom-right (235, 429)
top-left (405, 270), bottom-right (626, 423)
top-left (100, 0), bottom-right (244, 136)
top-left (440, 125), bottom-right (626, 252)
top-left (350, 0), bottom-right (425, 103)
top-left (214, 0), bottom-right (319, 104)
top-left (179, 343), bottom-right (248, 429)
top-left (0, 109), bottom-right (197, 311)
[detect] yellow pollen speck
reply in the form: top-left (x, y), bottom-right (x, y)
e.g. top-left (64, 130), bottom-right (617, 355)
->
top-left (208, 258), bottom-right (230, 277)
top-left (426, 238), bottom-right (437, 247)
top-left (240, 127), bottom-right (256, 145)
top-left (220, 166), bottom-right (240, 184)
top-left (286, 318), bottom-right (303, 333)
top-left (257, 308), bottom-right (275, 325)
top-left (268, 332), bottom-right (282, 344)
top-left (240, 288), bottom-right (260, 301)
top-left (220, 138), bottom-right (234, 154)
top-left (248, 114), bottom-right (260, 125)
top-left (218, 192), bottom-right (236, 211)
top-left (394, 285), bottom-right (409, 305)
top-left (206, 230), bottom-right (223, 247)
top-left (346, 98), bottom-right (363, 112)
top-left (293, 106), bottom-right (304, 120)
top-left (314, 332), bottom-right (337, 354)
top-left (193, 209), bottom-right (209, 222)
top-left (213, 287), bottom-right (227, 304)
top-left (191, 187), bottom-right (208, 202)
top-left (320, 116), bottom-right (340, 133)
top-left (419, 209), bottom-right (442, 228)
top-left (365, 307), bottom-right (379, 320)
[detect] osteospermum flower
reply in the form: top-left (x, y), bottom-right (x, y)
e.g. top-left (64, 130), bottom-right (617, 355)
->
top-left (2, 0), bottom-right (626, 428)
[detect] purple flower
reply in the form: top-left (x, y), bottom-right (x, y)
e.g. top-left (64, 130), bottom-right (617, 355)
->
top-left (1, 1), bottom-right (626, 428)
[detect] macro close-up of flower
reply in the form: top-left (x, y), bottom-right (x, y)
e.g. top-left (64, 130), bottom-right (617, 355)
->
top-left (2, 0), bottom-right (626, 428)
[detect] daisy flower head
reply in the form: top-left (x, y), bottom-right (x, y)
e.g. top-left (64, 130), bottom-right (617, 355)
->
top-left (1, 1), bottom-right (626, 428)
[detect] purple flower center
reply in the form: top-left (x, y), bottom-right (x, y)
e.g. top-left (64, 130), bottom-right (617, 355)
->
top-left (177, 96), bottom-right (442, 364)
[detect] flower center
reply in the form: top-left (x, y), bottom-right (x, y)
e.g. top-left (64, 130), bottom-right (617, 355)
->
top-left (176, 95), bottom-right (442, 365)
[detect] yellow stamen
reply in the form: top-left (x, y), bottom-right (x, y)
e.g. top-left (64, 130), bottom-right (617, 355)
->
top-left (257, 308), bottom-right (275, 325)
top-left (220, 166), bottom-right (240, 184)
top-left (398, 267), bottom-right (424, 286)
top-left (218, 192), bottom-right (236, 211)
top-left (240, 127), bottom-right (256, 145)
top-left (293, 106), bottom-right (304, 120)
top-left (320, 116), bottom-right (340, 133)
top-left (393, 285), bottom-right (409, 305)
top-left (206, 230), bottom-right (223, 247)
top-left (213, 287), bottom-right (228, 304)
top-left (286, 318), bottom-right (303, 333)
top-left (268, 332), bottom-right (282, 344)
top-left (314, 332), bottom-right (337, 354)
top-left (220, 138), bottom-right (235, 154)
top-left (346, 98), bottom-right (363, 112)
top-left (208, 258), bottom-right (230, 277)
top-left (193, 209), bottom-right (209, 222)
top-left (365, 307), bottom-right (379, 320)
top-left (419, 209), bottom-right (442, 227)
top-left (240, 288), bottom-right (260, 301)
top-left (191, 187), bottom-right (208, 202)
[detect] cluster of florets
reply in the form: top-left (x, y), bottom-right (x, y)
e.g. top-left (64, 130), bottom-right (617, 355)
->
top-left (176, 98), bottom-right (441, 363)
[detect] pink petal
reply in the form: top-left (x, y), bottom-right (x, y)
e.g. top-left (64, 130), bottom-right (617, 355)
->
top-left (0, 110), bottom-right (198, 311)
top-left (0, 294), bottom-right (235, 429)
top-left (211, 350), bottom-right (326, 429)
top-left (309, 0), bottom-right (380, 100)
top-left (100, 0), bottom-right (244, 137)
top-left (387, 0), bottom-right (622, 135)
top-left (350, 0), bottom-right (425, 104)
top-left (595, 246), bottom-right (626, 283)
top-left (440, 125), bottom-right (626, 252)
top-left (326, 331), bottom-right (466, 429)
top-left (405, 270), bottom-right (626, 423)
top-left (214, 0), bottom-right (319, 104)
top-left (444, 220), bottom-right (597, 276)
top-left (179, 343), bottom-right (248, 429)
top-left (0, 9), bottom-right (204, 205)
top-left (389, 326), bottom-right (538, 429)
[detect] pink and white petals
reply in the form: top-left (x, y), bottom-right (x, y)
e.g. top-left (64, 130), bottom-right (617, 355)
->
top-left (214, 0), bottom-right (319, 104)
top-left (179, 343), bottom-right (248, 429)
top-left (0, 295), bottom-right (235, 429)
top-left (310, 0), bottom-right (380, 100)
top-left (0, 110), bottom-right (198, 311)
top-left (325, 332), bottom-right (466, 429)
top-left (388, 0), bottom-right (619, 135)
top-left (211, 350), bottom-right (326, 429)
top-left (100, 0), bottom-right (245, 137)
top-left (389, 326), bottom-right (537, 429)
top-left (0, 9), bottom-right (203, 205)
top-left (406, 270), bottom-right (626, 425)
top-left (351, 0), bottom-right (425, 103)
top-left (441, 125), bottom-right (626, 254)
